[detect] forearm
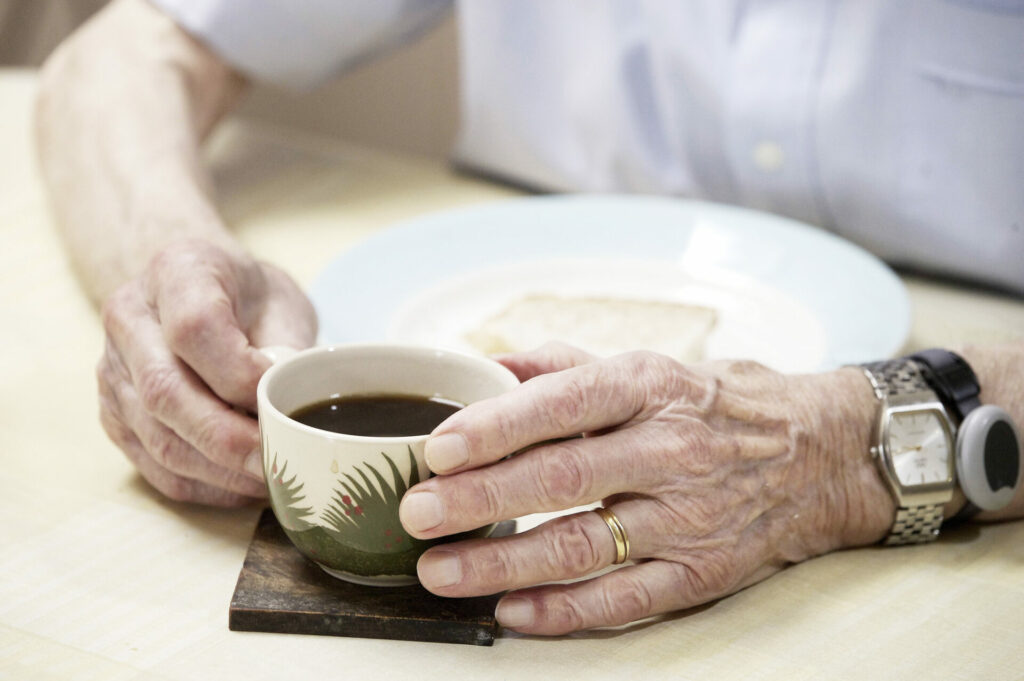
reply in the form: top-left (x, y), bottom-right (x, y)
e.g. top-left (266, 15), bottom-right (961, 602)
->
top-left (35, 0), bottom-right (247, 305)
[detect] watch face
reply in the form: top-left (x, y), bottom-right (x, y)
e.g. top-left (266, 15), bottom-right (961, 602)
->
top-left (889, 410), bottom-right (952, 486)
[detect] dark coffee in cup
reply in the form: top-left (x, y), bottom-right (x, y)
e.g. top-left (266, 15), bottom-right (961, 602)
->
top-left (289, 394), bottom-right (462, 437)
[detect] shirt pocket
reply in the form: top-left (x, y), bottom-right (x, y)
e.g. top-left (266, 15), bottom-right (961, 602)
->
top-left (898, 2), bottom-right (1024, 203)
top-left (815, 1), bottom-right (1024, 290)
top-left (941, 0), bottom-right (1024, 14)
top-left (896, 1), bottom-right (1024, 285)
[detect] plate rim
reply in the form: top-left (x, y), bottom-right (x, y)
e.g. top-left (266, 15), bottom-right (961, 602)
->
top-left (309, 194), bottom-right (910, 369)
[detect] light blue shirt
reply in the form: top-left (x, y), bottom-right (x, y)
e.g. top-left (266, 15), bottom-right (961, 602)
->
top-left (154, 0), bottom-right (1024, 292)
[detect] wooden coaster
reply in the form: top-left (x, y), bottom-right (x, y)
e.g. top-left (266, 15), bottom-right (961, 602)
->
top-left (229, 508), bottom-right (513, 646)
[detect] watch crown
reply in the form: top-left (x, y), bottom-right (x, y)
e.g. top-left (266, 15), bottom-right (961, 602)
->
top-left (870, 445), bottom-right (880, 458)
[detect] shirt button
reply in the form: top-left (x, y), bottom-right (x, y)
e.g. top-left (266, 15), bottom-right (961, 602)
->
top-left (752, 141), bottom-right (785, 172)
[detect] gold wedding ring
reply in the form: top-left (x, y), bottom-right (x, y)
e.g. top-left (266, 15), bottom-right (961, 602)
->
top-left (594, 506), bottom-right (630, 565)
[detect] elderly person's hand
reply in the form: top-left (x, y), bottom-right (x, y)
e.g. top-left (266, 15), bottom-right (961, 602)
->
top-left (97, 239), bottom-right (316, 506)
top-left (399, 342), bottom-right (894, 635)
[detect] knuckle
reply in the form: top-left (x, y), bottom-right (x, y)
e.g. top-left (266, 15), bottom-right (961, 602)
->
top-left (164, 303), bottom-right (217, 354)
top-left (723, 358), bottom-right (770, 376)
top-left (613, 351), bottom-right (663, 413)
top-left (457, 471), bottom-right (506, 524)
top-left (472, 545), bottom-right (520, 586)
top-left (541, 591), bottom-right (587, 634)
top-left (621, 350), bottom-right (709, 412)
top-left (547, 515), bottom-right (602, 575)
top-left (535, 448), bottom-right (592, 507)
top-left (623, 350), bottom-right (675, 378)
top-left (490, 406), bottom-right (521, 452)
top-left (136, 364), bottom-right (180, 416)
top-left (687, 426), bottom-right (713, 457)
top-left (601, 576), bottom-right (654, 625)
top-left (193, 411), bottom-right (247, 464)
top-left (548, 375), bottom-right (589, 431)
top-left (682, 551), bottom-right (735, 598)
top-left (148, 433), bottom-right (183, 471)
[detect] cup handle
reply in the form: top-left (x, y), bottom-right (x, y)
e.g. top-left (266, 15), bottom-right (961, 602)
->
top-left (260, 346), bottom-right (300, 364)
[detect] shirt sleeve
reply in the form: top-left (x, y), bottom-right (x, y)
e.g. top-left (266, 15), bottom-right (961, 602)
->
top-left (149, 0), bottom-right (453, 89)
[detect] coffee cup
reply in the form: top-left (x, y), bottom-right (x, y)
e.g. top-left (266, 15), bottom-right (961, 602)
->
top-left (256, 343), bottom-right (519, 586)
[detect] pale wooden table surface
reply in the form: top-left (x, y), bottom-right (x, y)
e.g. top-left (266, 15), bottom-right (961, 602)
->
top-left (2, 68), bottom-right (1023, 681)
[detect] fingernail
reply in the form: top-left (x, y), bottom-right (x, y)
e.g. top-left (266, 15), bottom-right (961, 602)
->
top-left (400, 491), bottom-right (445, 533)
top-left (496, 598), bottom-right (534, 629)
top-left (418, 550), bottom-right (462, 588)
top-left (244, 451), bottom-right (265, 479)
top-left (425, 432), bottom-right (469, 472)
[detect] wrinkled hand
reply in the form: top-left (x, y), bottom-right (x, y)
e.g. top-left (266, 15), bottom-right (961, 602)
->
top-left (97, 239), bottom-right (316, 505)
top-left (399, 343), bottom-right (892, 635)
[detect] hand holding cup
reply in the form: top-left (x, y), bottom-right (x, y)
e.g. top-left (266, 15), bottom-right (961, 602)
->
top-left (400, 342), bottom-right (890, 634)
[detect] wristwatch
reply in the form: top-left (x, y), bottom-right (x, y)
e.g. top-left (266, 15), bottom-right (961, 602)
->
top-left (910, 349), bottom-right (1022, 516)
top-left (860, 358), bottom-right (956, 545)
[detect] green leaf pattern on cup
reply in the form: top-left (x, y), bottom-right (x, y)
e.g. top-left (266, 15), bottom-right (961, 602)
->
top-left (267, 452), bottom-right (315, 531)
top-left (320, 447), bottom-right (427, 553)
top-left (267, 444), bottom-right (428, 556)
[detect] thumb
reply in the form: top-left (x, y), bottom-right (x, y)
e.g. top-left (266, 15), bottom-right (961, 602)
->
top-left (146, 244), bottom-right (273, 411)
top-left (494, 341), bottom-right (598, 381)
top-left (158, 280), bottom-right (272, 411)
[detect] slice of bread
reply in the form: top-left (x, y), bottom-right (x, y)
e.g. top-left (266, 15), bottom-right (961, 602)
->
top-left (464, 294), bottom-right (717, 363)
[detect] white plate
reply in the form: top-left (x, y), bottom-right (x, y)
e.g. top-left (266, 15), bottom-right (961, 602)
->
top-left (309, 195), bottom-right (909, 371)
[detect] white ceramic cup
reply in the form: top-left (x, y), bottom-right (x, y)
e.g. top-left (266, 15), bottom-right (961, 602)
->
top-left (256, 343), bottom-right (520, 586)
